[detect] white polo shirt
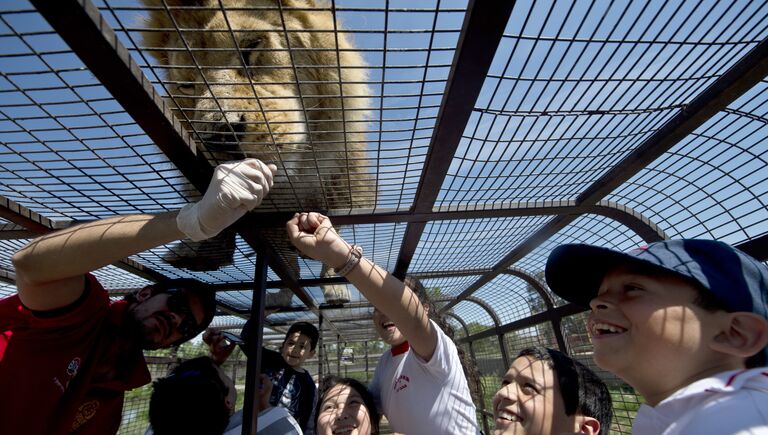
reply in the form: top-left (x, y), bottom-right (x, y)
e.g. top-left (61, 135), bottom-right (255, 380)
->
top-left (368, 320), bottom-right (478, 435)
top-left (632, 367), bottom-right (768, 435)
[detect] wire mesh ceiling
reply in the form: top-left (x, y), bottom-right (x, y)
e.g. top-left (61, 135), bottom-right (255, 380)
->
top-left (0, 0), bottom-right (766, 345)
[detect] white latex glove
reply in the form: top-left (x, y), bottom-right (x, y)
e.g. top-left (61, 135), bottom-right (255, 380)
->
top-left (177, 159), bottom-right (277, 241)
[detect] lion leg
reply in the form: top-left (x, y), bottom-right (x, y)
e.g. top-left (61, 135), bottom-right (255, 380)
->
top-left (265, 234), bottom-right (300, 309)
top-left (162, 229), bottom-right (236, 271)
top-left (265, 287), bottom-right (295, 309)
top-left (320, 263), bottom-right (351, 305)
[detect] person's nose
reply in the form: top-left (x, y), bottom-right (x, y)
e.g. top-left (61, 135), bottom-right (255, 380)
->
top-left (495, 384), bottom-right (517, 403)
top-left (590, 290), bottom-right (616, 311)
top-left (334, 407), bottom-right (350, 422)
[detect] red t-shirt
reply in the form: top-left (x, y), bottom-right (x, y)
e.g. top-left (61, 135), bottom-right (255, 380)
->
top-left (0, 275), bottom-right (151, 434)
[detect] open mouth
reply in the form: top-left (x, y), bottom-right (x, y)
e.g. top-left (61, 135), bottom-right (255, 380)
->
top-left (590, 320), bottom-right (627, 337)
top-left (381, 321), bottom-right (396, 331)
top-left (495, 408), bottom-right (522, 423)
top-left (332, 425), bottom-right (357, 434)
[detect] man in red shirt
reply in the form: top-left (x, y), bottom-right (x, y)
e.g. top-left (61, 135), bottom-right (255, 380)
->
top-left (0, 159), bottom-right (277, 434)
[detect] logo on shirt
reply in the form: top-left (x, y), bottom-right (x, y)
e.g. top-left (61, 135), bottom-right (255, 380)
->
top-left (71, 400), bottom-right (100, 431)
top-left (393, 374), bottom-right (410, 393)
top-left (67, 357), bottom-right (81, 377)
top-left (54, 357), bottom-right (82, 393)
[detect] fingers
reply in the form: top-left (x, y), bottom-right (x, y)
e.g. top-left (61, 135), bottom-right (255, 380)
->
top-left (285, 213), bottom-right (302, 240)
top-left (296, 212), bottom-right (328, 232)
top-left (202, 328), bottom-right (218, 344)
top-left (239, 159), bottom-right (276, 186)
top-left (215, 159), bottom-right (278, 210)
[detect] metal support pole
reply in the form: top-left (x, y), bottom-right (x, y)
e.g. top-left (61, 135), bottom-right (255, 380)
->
top-left (551, 314), bottom-right (569, 355)
top-left (318, 312), bottom-right (324, 380)
top-left (364, 341), bottom-right (369, 382)
top-left (243, 254), bottom-right (268, 435)
top-left (467, 342), bottom-right (490, 435)
top-left (497, 333), bottom-right (510, 370)
top-left (336, 334), bottom-right (342, 375)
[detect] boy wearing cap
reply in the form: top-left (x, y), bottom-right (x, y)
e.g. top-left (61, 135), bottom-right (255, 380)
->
top-left (545, 239), bottom-right (768, 435)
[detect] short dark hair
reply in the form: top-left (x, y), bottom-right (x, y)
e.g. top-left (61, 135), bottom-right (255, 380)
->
top-left (517, 347), bottom-right (613, 435)
top-left (315, 376), bottom-right (380, 435)
top-left (149, 356), bottom-right (231, 435)
top-left (691, 283), bottom-right (766, 368)
top-left (285, 321), bottom-right (319, 351)
top-left (126, 278), bottom-right (217, 344)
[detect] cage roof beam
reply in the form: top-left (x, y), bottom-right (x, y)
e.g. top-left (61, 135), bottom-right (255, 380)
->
top-left (442, 36), bottom-right (768, 313)
top-left (392, 0), bottom-right (517, 278)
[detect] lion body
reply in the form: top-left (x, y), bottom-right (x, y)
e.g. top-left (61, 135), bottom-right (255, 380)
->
top-left (142, 0), bottom-right (373, 304)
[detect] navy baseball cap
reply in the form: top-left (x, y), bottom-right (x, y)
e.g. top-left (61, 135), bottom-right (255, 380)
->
top-left (545, 239), bottom-right (768, 322)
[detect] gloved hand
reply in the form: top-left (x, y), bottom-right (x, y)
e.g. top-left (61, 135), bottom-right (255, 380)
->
top-left (177, 159), bottom-right (277, 241)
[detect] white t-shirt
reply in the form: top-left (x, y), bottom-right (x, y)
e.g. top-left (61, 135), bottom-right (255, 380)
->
top-left (632, 367), bottom-right (768, 435)
top-left (223, 406), bottom-right (303, 435)
top-left (369, 320), bottom-right (478, 435)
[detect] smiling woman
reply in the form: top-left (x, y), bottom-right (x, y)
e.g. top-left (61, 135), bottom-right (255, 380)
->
top-left (315, 376), bottom-right (380, 435)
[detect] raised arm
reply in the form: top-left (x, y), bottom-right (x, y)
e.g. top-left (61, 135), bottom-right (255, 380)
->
top-left (286, 212), bottom-right (438, 361)
top-left (13, 159), bottom-right (276, 311)
top-left (13, 213), bottom-right (184, 311)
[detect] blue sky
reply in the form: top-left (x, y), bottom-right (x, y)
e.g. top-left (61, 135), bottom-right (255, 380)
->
top-left (0, 0), bottom-right (766, 328)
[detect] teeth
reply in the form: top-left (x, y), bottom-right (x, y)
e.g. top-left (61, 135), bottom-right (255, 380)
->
top-left (592, 322), bottom-right (626, 335)
top-left (497, 410), bottom-right (521, 422)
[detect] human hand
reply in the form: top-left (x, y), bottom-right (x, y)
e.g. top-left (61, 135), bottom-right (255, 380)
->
top-left (177, 159), bottom-right (277, 241)
top-left (257, 373), bottom-right (273, 412)
top-left (202, 328), bottom-right (236, 366)
top-left (285, 212), bottom-right (351, 269)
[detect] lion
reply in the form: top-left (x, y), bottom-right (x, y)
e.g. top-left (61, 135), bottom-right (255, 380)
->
top-left (140, 0), bottom-right (374, 306)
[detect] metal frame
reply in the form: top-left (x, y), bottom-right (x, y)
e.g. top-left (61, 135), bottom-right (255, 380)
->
top-left (1, 2), bottom-right (767, 433)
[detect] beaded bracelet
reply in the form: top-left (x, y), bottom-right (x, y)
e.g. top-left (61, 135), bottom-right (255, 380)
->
top-left (335, 244), bottom-right (363, 277)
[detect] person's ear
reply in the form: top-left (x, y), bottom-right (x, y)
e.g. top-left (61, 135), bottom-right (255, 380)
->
top-left (710, 312), bottom-right (768, 359)
top-left (574, 415), bottom-right (600, 435)
top-left (308, 348), bottom-right (317, 359)
top-left (135, 286), bottom-right (154, 302)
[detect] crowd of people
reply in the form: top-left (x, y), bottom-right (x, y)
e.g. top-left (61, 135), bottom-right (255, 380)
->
top-left (1, 158), bottom-right (766, 434)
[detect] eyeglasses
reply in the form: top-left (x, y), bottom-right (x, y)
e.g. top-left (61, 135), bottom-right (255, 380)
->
top-left (165, 288), bottom-right (200, 338)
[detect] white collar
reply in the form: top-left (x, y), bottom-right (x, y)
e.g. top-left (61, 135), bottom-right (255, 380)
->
top-left (659, 367), bottom-right (768, 405)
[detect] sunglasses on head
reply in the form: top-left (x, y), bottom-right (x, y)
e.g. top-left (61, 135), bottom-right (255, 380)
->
top-left (164, 287), bottom-right (200, 338)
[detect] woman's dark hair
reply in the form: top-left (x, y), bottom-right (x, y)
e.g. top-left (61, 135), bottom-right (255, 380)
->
top-left (315, 376), bottom-right (380, 435)
top-left (403, 275), bottom-right (483, 403)
top-left (149, 356), bottom-right (231, 435)
top-left (517, 347), bottom-right (614, 435)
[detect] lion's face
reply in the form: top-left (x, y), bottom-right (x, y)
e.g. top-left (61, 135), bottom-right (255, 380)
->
top-left (156, 2), bottom-right (315, 164)
top-left (142, 0), bottom-right (374, 209)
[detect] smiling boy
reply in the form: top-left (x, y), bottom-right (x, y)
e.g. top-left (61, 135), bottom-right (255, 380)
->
top-left (545, 239), bottom-right (768, 435)
top-left (493, 347), bottom-right (613, 435)
top-left (242, 320), bottom-right (319, 433)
